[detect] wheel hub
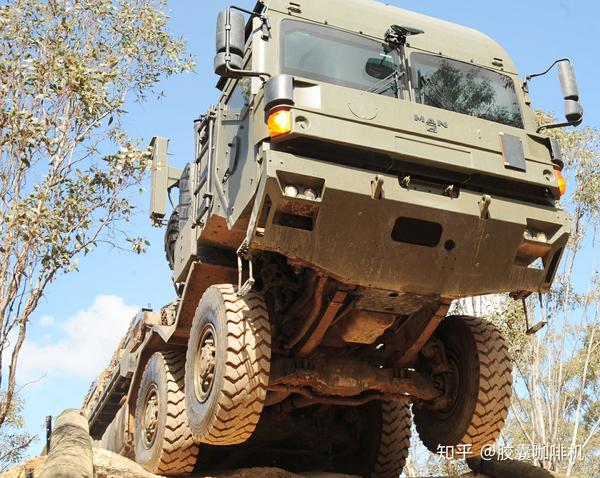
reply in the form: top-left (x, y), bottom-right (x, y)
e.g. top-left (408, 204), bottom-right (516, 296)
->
top-left (142, 385), bottom-right (160, 449)
top-left (195, 325), bottom-right (217, 402)
top-left (436, 355), bottom-right (460, 416)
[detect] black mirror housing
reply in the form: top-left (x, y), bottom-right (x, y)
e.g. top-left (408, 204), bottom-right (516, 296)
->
top-left (558, 60), bottom-right (580, 101)
top-left (558, 61), bottom-right (583, 124)
top-left (214, 52), bottom-right (243, 78)
top-left (214, 9), bottom-right (246, 78)
top-left (564, 99), bottom-right (583, 123)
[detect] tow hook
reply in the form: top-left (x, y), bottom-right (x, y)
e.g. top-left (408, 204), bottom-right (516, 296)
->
top-left (371, 175), bottom-right (384, 199)
top-left (479, 194), bottom-right (492, 219)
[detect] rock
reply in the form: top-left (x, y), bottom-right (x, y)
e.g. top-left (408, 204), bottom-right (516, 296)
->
top-left (301, 473), bottom-right (359, 478)
top-left (37, 409), bottom-right (94, 478)
top-left (1, 447), bottom-right (487, 478)
top-left (467, 457), bottom-right (571, 478)
top-left (409, 475), bottom-right (484, 478)
top-left (425, 475), bottom-right (486, 478)
top-left (92, 449), bottom-right (355, 478)
top-left (93, 448), bottom-right (161, 478)
top-left (201, 468), bottom-right (303, 478)
top-left (90, 449), bottom-right (351, 478)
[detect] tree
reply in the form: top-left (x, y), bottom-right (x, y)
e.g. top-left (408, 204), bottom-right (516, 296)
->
top-left (0, 394), bottom-right (35, 471)
top-left (0, 0), bottom-right (194, 459)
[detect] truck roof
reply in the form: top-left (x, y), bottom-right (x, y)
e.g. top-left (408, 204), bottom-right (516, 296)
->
top-left (263, 0), bottom-right (518, 75)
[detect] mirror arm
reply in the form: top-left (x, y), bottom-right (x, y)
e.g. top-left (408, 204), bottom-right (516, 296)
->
top-left (524, 58), bottom-right (584, 132)
top-left (523, 58), bottom-right (571, 90)
top-left (224, 6), bottom-right (271, 82)
top-left (537, 117), bottom-right (583, 133)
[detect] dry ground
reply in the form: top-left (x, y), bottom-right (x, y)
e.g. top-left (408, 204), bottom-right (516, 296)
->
top-left (0, 448), bottom-right (486, 478)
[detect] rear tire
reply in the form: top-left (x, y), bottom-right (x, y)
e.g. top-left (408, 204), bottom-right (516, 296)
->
top-left (134, 351), bottom-right (199, 475)
top-left (331, 401), bottom-right (411, 478)
top-left (413, 315), bottom-right (512, 457)
top-left (185, 284), bottom-right (271, 445)
top-left (372, 401), bottom-right (412, 478)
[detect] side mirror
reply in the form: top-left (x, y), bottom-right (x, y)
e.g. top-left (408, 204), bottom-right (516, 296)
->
top-left (214, 9), bottom-right (245, 77)
top-left (558, 60), bottom-right (579, 101)
top-left (526, 58), bottom-right (584, 131)
top-left (564, 99), bottom-right (583, 123)
top-left (558, 60), bottom-right (583, 123)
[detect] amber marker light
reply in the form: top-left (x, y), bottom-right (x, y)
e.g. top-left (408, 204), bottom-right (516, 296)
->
top-left (267, 107), bottom-right (292, 138)
top-left (554, 165), bottom-right (567, 197)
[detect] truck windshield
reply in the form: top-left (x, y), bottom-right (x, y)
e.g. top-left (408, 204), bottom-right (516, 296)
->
top-left (412, 53), bottom-right (523, 128)
top-left (281, 20), bottom-right (402, 97)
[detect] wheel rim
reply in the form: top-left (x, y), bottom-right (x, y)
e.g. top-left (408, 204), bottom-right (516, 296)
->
top-left (142, 384), bottom-right (160, 449)
top-left (436, 353), bottom-right (461, 419)
top-left (195, 323), bottom-right (217, 403)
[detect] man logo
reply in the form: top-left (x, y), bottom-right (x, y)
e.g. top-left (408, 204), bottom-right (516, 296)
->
top-left (414, 114), bottom-right (448, 133)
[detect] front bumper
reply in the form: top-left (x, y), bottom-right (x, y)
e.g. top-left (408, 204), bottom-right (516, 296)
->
top-left (247, 149), bottom-right (570, 299)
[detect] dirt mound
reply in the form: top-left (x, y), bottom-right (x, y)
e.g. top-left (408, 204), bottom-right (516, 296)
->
top-left (0, 449), bottom-right (354, 478)
top-left (0, 448), bottom-right (485, 478)
top-left (0, 456), bottom-right (47, 478)
top-left (93, 449), bottom-right (312, 478)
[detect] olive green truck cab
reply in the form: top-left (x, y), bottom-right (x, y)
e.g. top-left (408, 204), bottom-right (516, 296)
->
top-left (85, 1), bottom-right (583, 476)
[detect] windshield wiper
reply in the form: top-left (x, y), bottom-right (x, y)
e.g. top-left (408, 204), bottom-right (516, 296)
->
top-left (366, 70), bottom-right (405, 97)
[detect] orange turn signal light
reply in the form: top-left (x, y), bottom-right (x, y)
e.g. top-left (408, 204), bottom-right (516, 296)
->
top-left (554, 166), bottom-right (567, 196)
top-left (267, 108), bottom-right (292, 138)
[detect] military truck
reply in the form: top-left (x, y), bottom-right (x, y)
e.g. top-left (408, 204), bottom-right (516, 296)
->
top-left (83, 0), bottom-right (584, 476)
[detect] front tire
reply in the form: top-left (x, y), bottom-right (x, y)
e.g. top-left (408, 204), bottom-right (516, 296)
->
top-left (134, 351), bottom-right (199, 475)
top-left (413, 315), bottom-right (512, 457)
top-left (185, 284), bottom-right (271, 445)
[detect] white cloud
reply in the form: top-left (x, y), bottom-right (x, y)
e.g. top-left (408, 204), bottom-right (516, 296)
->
top-left (39, 315), bottom-right (55, 327)
top-left (17, 295), bottom-right (138, 383)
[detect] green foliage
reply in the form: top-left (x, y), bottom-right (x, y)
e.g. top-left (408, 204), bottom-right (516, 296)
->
top-left (0, 395), bottom-right (35, 471)
top-left (483, 115), bottom-right (600, 477)
top-left (0, 0), bottom-right (194, 455)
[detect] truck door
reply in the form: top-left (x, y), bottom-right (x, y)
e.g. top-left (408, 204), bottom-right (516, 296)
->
top-left (214, 77), bottom-right (253, 227)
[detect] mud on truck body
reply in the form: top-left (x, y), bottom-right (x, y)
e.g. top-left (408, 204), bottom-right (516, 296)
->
top-left (83, 0), bottom-right (584, 476)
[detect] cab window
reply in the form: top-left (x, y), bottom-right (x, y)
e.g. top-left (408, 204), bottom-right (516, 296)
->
top-left (227, 78), bottom-right (252, 110)
top-left (281, 19), bottom-right (403, 98)
top-left (412, 53), bottom-right (523, 128)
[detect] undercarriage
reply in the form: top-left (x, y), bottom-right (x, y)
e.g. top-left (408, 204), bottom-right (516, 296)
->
top-left (121, 252), bottom-right (511, 477)
top-left (86, 249), bottom-right (513, 477)
top-left (252, 252), bottom-right (452, 408)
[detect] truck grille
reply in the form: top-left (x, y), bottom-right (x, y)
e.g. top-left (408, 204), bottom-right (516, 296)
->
top-left (273, 137), bottom-right (556, 206)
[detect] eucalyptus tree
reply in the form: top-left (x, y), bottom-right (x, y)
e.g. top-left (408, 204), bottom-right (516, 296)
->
top-left (0, 0), bottom-right (193, 457)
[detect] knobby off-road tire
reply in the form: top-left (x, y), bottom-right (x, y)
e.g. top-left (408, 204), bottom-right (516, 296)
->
top-left (372, 401), bottom-right (412, 478)
top-left (185, 284), bottom-right (271, 445)
top-left (332, 401), bottom-right (411, 478)
top-left (134, 351), bottom-right (199, 475)
top-left (413, 315), bottom-right (512, 456)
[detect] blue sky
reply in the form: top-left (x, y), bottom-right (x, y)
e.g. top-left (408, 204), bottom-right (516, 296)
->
top-left (15, 0), bottom-right (600, 452)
